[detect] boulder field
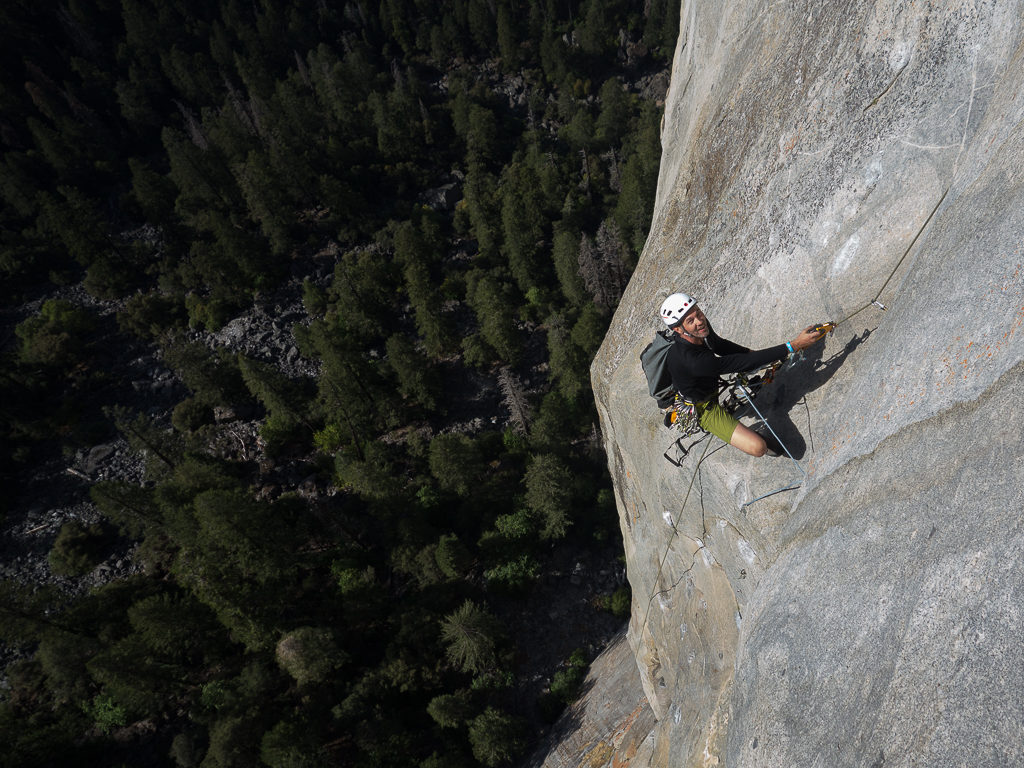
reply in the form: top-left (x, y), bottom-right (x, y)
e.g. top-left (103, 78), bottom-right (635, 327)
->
top-left (591, 1), bottom-right (1024, 765)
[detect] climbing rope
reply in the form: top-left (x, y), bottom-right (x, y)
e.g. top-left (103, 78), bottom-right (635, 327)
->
top-left (832, 186), bottom-right (949, 328)
top-left (631, 436), bottom-right (713, 672)
top-left (735, 382), bottom-right (805, 507)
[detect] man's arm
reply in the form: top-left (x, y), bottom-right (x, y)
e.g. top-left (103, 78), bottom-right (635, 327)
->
top-left (680, 343), bottom-right (790, 379)
top-left (704, 324), bottom-right (750, 356)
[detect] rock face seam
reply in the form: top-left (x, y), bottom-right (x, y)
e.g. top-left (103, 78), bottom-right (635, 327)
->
top-left (628, 438), bottom-right (713, 680)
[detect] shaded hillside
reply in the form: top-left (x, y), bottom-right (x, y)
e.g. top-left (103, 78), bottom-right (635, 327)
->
top-left (0, 1), bottom-right (679, 767)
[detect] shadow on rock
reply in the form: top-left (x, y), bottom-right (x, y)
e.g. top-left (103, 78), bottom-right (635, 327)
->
top-left (739, 328), bottom-right (872, 460)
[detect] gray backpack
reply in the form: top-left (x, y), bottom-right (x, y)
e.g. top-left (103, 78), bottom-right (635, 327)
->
top-left (639, 330), bottom-right (677, 408)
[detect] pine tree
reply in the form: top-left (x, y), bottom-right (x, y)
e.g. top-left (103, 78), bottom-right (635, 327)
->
top-left (203, 714), bottom-right (266, 768)
top-left (529, 390), bottom-right (578, 454)
top-left (15, 299), bottom-right (97, 368)
top-left (385, 333), bottom-right (440, 411)
top-left (466, 0), bottom-right (497, 52)
top-left (233, 150), bottom-right (293, 254)
top-left (552, 226), bottom-right (588, 306)
top-left (463, 102), bottom-right (503, 255)
top-left (496, 3), bottom-right (520, 70)
top-left (435, 533), bottom-right (471, 579)
top-left (545, 313), bottom-right (588, 401)
top-left (260, 717), bottom-right (326, 768)
top-left (464, 270), bottom-right (522, 364)
top-left (86, 633), bottom-right (191, 718)
top-left (296, 320), bottom-right (385, 451)
top-left (439, 600), bottom-right (499, 674)
top-left (644, 0), bottom-right (682, 58)
top-left (328, 247), bottom-right (400, 342)
top-left (126, 591), bottom-right (222, 658)
top-left (524, 453), bottom-right (574, 540)
top-left (334, 441), bottom-right (398, 500)
top-left (595, 78), bottom-right (631, 148)
top-left (560, 105), bottom-right (595, 154)
top-left (577, 0), bottom-right (616, 56)
top-left (428, 433), bottom-right (487, 497)
top-left (500, 160), bottom-right (549, 293)
top-left (426, 690), bottom-right (474, 728)
top-left (395, 219), bottom-right (453, 357)
top-left (570, 301), bottom-right (608, 359)
top-left (107, 406), bottom-right (183, 476)
top-left (172, 493), bottom-right (296, 651)
top-left (190, 489), bottom-right (296, 584)
top-left (498, 367), bottom-right (531, 434)
top-left (468, 707), bottom-right (526, 767)
top-left (35, 186), bottom-right (109, 268)
top-left (614, 102), bottom-right (662, 254)
top-left (369, 84), bottom-right (425, 161)
top-left (539, 21), bottom-right (570, 85)
top-left (47, 520), bottom-right (108, 576)
top-left (162, 339), bottom-right (248, 407)
top-left (237, 353), bottom-right (313, 453)
top-left (402, 260), bottom-right (452, 358)
top-left (275, 627), bottom-right (348, 686)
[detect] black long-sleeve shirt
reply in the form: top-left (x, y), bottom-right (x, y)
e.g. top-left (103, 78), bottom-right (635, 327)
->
top-left (666, 322), bottom-right (789, 402)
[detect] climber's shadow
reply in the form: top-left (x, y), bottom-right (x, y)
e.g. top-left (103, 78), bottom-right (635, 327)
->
top-left (736, 328), bottom-right (872, 460)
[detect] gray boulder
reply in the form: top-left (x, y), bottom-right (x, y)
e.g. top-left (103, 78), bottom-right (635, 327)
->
top-left (592, 2), bottom-right (1024, 766)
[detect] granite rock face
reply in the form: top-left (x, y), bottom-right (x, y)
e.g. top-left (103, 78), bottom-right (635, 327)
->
top-left (592, 1), bottom-right (1024, 766)
top-left (527, 630), bottom-right (657, 768)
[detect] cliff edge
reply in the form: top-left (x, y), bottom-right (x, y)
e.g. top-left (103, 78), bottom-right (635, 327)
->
top-left (592, 1), bottom-right (1024, 765)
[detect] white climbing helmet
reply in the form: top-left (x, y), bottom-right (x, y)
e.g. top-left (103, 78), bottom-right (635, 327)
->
top-left (659, 292), bottom-right (697, 326)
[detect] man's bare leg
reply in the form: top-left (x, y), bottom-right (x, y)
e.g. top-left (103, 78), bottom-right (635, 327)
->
top-left (730, 423), bottom-right (768, 457)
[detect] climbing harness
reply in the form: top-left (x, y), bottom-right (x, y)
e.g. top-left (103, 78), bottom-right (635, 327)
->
top-left (660, 356), bottom-right (788, 470)
top-left (662, 357), bottom-right (786, 437)
top-left (720, 359), bottom-right (784, 411)
top-left (661, 396), bottom-right (702, 467)
top-left (661, 321), bottom-right (836, 504)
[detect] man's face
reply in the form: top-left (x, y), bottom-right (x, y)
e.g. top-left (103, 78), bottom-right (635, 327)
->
top-left (677, 306), bottom-right (709, 339)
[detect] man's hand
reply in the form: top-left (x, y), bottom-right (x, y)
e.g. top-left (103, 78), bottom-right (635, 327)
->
top-left (790, 325), bottom-right (829, 352)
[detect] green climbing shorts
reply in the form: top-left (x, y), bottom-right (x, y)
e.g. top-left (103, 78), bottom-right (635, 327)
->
top-left (696, 400), bottom-right (739, 444)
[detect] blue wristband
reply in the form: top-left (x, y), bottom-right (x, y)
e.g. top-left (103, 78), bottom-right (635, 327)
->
top-left (786, 341), bottom-right (794, 354)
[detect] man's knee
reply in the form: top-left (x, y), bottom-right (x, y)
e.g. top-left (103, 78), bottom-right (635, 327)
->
top-left (731, 425), bottom-right (767, 456)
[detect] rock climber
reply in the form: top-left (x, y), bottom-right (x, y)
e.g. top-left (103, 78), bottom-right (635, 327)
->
top-left (660, 292), bottom-right (826, 457)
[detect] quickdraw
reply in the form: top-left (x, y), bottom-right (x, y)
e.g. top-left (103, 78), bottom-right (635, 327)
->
top-left (720, 359), bottom-right (783, 413)
top-left (662, 395), bottom-right (701, 436)
top-left (813, 321), bottom-right (838, 335)
top-left (660, 396), bottom-right (703, 467)
top-left (781, 321), bottom-right (837, 370)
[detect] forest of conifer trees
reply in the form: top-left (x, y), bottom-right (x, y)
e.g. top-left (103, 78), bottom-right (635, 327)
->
top-left (0, 0), bottom-right (676, 765)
